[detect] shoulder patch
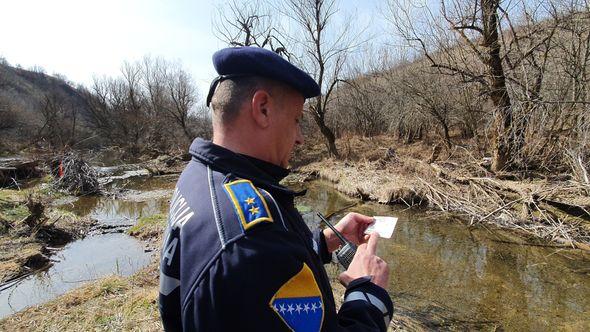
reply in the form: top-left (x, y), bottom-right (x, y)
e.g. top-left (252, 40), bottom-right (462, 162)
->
top-left (269, 263), bottom-right (324, 332)
top-left (223, 179), bottom-right (273, 231)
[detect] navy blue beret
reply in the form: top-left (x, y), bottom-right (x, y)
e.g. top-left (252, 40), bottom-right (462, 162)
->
top-left (206, 47), bottom-right (320, 106)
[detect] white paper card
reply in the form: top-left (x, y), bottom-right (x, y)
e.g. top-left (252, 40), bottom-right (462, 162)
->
top-left (364, 216), bottom-right (398, 239)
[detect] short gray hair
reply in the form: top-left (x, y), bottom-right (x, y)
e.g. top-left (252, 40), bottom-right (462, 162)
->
top-left (211, 76), bottom-right (291, 124)
top-left (210, 76), bottom-right (268, 124)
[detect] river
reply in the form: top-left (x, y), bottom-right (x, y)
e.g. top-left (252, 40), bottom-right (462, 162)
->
top-left (0, 174), bottom-right (175, 318)
top-left (297, 180), bottom-right (590, 331)
top-left (1, 175), bottom-right (589, 330)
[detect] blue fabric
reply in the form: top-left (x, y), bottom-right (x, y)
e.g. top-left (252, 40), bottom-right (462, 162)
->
top-left (272, 296), bottom-right (323, 332)
top-left (159, 138), bottom-right (394, 332)
top-left (224, 180), bottom-right (272, 229)
top-left (212, 46), bottom-right (321, 98)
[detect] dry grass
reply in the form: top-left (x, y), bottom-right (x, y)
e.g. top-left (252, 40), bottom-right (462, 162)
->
top-left (297, 136), bottom-right (445, 205)
top-left (297, 135), bottom-right (590, 249)
top-left (0, 262), bottom-right (162, 331)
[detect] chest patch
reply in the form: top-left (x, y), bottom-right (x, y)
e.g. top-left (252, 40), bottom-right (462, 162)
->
top-left (223, 179), bottom-right (273, 231)
top-left (270, 263), bottom-right (324, 332)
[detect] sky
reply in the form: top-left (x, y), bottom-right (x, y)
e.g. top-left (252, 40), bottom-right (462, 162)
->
top-left (0, 0), bottom-right (386, 98)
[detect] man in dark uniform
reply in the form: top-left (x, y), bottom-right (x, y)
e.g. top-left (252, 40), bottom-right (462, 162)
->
top-left (159, 46), bottom-right (393, 331)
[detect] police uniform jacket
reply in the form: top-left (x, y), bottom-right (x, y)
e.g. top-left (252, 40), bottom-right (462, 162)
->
top-left (159, 138), bottom-right (394, 331)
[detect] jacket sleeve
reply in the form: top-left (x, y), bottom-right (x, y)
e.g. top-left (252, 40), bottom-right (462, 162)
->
top-left (182, 227), bottom-right (393, 331)
top-left (337, 277), bottom-right (394, 331)
top-left (313, 228), bottom-right (334, 264)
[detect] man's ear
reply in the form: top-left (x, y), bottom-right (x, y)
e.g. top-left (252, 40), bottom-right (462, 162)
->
top-left (250, 90), bottom-right (272, 128)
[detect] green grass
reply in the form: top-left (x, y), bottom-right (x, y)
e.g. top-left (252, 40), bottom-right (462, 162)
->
top-left (296, 204), bottom-right (312, 213)
top-left (127, 214), bottom-right (167, 240)
top-left (0, 201), bottom-right (28, 224)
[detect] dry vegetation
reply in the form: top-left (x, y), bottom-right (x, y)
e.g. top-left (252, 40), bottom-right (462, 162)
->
top-left (297, 135), bottom-right (590, 249)
top-left (0, 186), bottom-right (94, 284)
top-left (0, 261), bottom-right (162, 331)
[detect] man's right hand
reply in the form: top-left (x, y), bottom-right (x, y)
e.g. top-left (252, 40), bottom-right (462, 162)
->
top-left (338, 232), bottom-right (390, 289)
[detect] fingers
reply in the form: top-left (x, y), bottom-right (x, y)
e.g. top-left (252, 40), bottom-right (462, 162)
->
top-left (357, 226), bottom-right (368, 244)
top-left (350, 212), bottom-right (375, 224)
top-left (366, 232), bottom-right (379, 254)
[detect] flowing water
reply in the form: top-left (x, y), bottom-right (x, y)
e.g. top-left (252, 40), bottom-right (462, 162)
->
top-left (296, 180), bottom-right (590, 331)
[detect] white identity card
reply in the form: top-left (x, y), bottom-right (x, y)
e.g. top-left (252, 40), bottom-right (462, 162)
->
top-left (364, 216), bottom-right (398, 239)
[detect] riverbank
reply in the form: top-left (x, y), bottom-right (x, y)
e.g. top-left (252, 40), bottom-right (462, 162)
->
top-left (0, 213), bottom-right (166, 331)
top-left (0, 184), bottom-right (95, 285)
top-left (0, 151), bottom-right (185, 286)
top-left (294, 135), bottom-right (590, 250)
top-left (0, 204), bottom-right (425, 331)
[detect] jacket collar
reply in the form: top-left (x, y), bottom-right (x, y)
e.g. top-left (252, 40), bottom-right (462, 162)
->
top-left (189, 138), bottom-right (303, 197)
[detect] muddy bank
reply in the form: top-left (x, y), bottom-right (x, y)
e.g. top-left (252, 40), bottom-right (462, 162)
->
top-left (0, 174), bottom-right (174, 322)
top-left (0, 166), bottom-right (175, 312)
top-left (0, 187), bottom-right (95, 285)
top-left (294, 137), bottom-right (590, 250)
top-left (0, 212), bottom-right (167, 330)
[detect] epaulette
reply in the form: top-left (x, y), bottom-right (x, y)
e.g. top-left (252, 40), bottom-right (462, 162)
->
top-left (223, 179), bottom-right (274, 231)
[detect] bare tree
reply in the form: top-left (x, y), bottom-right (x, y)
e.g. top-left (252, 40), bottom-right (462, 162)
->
top-left (214, 0), bottom-right (290, 55)
top-left (387, 0), bottom-right (562, 171)
top-left (282, 0), bottom-right (363, 157)
top-left (334, 48), bottom-right (394, 138)
top-left (36, 94), bottom-right (78, 147)
top-left (165, 66), bottom-right (199, 142)
top-left (401, 71), bottom-right (455, 147)
top-left (84, 57), bottom-right (206, 153)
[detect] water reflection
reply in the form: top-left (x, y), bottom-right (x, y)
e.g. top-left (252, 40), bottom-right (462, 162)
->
top-left (0, 175), bottom-right (175, 318)
top-left (295, 181), bottom-right (590, 331)
top-left (0, 234), bottom-right (151, 318)
top-left (68, 196), bottom-right (169, 225)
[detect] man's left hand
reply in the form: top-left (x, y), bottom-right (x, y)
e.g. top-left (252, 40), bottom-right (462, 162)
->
top-left (323, 212), bottom-right (374, 253)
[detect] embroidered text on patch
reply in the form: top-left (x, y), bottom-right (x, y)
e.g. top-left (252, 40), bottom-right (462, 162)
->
top-left (223, 179), bottom-right (273, 231)
top-left (270, 263), bottom-right (324, 332)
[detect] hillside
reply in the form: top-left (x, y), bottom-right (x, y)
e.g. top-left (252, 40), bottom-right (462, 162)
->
top-left (0, 61), bottom-right (91, 151)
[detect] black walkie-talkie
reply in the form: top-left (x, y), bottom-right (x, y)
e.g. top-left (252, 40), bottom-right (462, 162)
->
top-left (317, 212), bottom-right (357, 269)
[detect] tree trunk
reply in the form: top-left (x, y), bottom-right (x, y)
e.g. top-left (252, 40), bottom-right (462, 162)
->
top-left (481, 0), bottom-right (515, 172)
top-left (312, 112), bottom-right (339, 157)
top-left (311, 97), bottom-right (339, 157)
